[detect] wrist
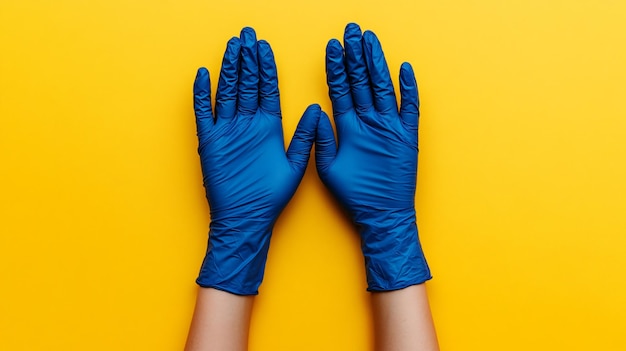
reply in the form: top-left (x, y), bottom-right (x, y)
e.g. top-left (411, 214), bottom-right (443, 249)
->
top-left (196, 225), bottom-right (274, 295)
top-left (353, 209), bottom-right (432, 291)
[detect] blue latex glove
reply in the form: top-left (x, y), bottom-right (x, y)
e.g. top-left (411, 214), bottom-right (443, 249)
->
top-left (315, 23), bottom-right (432, 291)
top-left (193, 27), bottom-right (321, 295)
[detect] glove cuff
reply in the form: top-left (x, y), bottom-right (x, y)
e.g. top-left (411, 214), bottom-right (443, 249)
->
top-left (355, 209), bottom-right (432, 291)
top-left (196, 226), bottom-right (273, 295)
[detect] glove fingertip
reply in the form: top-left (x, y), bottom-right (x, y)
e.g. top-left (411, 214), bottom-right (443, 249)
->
top-left (298, 104), bottom-right (322, 135)
top-left (196, 66), bottom-right (209, 77)
top-left (194, 67), bottom-right (210, 94)
top-left (326, 39), bottom-right (343, 54)
top-left (344, 22), bottom-right (362, 40)
top-left (240, 26), bottom-right (257, 44)
top-left (305, 103), bottom-right (322, 114)
top-left (362, 30), bottom-right (377, 44)
top-left (400, 62), bottom-right (416, 87)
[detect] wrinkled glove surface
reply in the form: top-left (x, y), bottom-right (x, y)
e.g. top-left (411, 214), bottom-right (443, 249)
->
top-left (315, 23), bottom-right (431, 291)
top-left (193, 27), bottom-right (319, 295)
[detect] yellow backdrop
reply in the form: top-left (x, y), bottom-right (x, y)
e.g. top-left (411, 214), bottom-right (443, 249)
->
top-left (1, 0), bottom-right (625, 350)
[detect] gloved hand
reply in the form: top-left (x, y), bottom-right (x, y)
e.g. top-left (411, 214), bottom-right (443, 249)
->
top-left (315, 23), bottom-right (432, 291)
top-left (193, 27), bottom-right (321, 295)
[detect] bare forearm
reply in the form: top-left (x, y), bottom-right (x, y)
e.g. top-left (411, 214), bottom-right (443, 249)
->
top-left (185, 288), bottom-right (254, 351)
top-left (371, 284), bottom-right (439, 351)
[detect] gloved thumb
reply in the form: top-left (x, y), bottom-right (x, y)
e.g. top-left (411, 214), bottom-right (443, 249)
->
top-left (315, 110), bottom-right (337, 176)
top-left (286, 104), bottom-right (321, 175)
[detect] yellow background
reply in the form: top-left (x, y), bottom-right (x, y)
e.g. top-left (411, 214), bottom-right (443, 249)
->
top-left (1, 0), bottom-right (625, 350)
